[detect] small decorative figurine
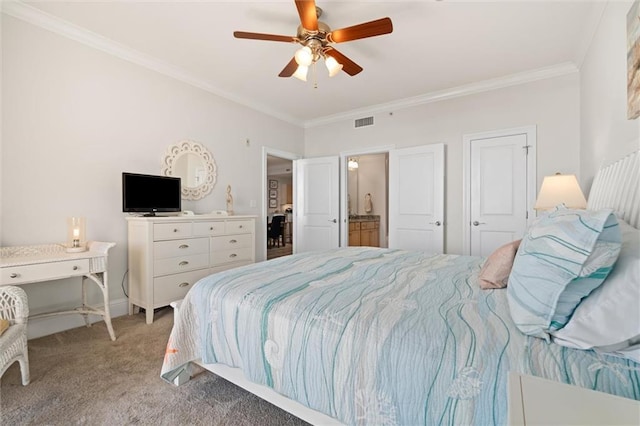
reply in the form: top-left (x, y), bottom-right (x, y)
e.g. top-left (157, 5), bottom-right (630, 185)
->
top-left (226, 185), bottom-right (234, 216)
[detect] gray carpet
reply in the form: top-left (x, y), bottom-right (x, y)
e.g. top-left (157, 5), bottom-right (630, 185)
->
top-left (0, 308), bottom-right (309, 426)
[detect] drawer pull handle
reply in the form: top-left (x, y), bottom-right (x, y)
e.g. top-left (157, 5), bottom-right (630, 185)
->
top-left (10, 273), bottom-right (19, 279)
top-left (229, 253), bottom-right (237, 258)
top-left (173, 228), bottom-right (179, 233)
top-left (238, 225), bottom-right (243, 229)
top-left (73, 266), bottom-right (79, 271)
top-left (179, 244), bottom-right (189, 249)
top-left (179, 261), bottom-right (189, 266)
top-left (210, 227), bottom-right (214, 231)
top-left (179, 282), bottom-right (190, 288)
top-left (229, 239), bottom-right (237, 244)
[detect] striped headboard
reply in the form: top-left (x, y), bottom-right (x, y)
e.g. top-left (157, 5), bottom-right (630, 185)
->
top-left (587, 150), bottom-right (640, 229)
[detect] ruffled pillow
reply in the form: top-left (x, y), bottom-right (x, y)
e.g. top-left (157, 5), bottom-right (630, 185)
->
top-left (508, 206), bottom-right (621, 340)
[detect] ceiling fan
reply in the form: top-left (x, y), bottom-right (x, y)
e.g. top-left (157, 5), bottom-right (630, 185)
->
top-left (233, 0), bottom-right (393, 82)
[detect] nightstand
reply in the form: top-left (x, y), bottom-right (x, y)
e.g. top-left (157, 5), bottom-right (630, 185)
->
top-left (508, 372), bottom-right (640, 425)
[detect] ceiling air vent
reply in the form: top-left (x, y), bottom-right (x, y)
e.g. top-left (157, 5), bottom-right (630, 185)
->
top-left (354, 116), bottom-right (374, 128)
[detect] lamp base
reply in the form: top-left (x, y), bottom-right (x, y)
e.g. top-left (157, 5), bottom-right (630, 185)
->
top-left (65, 245), bottom-right (87, 253)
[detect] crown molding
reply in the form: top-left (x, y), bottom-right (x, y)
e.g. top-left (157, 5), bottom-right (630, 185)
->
top-left (1, 0), bottom-right (303, 126)
top-left (304, 62), bottom-right (578, 128)
top-left (3, 1), bottom-right (579, 131)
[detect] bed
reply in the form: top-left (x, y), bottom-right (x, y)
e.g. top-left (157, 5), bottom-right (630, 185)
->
top-left (161, 151), bottom-right (640, 425)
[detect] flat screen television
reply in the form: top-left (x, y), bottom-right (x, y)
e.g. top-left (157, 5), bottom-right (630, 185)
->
top-left (122, 172), bottom-right (181, 216)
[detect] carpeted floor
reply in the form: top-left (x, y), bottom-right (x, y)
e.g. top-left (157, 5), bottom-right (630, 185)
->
top-left (0, 308), bottom-right (309, 426)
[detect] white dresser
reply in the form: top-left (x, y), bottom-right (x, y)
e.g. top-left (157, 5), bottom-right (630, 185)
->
top-left (126, 215), bottom-right (256, 324)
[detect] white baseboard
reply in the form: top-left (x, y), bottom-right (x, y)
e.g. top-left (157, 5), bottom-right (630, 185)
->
top-left (27, 297), bottom-right (129, 340)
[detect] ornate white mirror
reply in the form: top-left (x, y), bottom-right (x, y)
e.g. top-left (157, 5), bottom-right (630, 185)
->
top-left (161, 140), bottom-right (217, 200)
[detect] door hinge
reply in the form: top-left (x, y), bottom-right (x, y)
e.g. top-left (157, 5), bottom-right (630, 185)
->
top-left (522, 145), bottom-right (532, 155)
top-left (526, 211), bottom-right (529, 219)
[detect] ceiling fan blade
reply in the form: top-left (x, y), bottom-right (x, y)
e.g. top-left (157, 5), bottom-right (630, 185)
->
top-left (278, 57), bottom-right (298, 77)
top-left (328, 17), bottom-right (393, 43)
top-left (233, 31), bottom-right (296, 43)
top-left (295, 0), bottom-right (318, 31)
top-left (324, 48), bottom-right (363, 76)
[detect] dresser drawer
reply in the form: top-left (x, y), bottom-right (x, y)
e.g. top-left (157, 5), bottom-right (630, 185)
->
top-left (210, 234), bottom-right (252, 251)
top-left (193, 221), bottom-right (225, 236)
top-left (153, 269), bottom-right (210, 305)
top-left (226, 220), bottom-right (254, 234)
top-left (154, 238), bottom-right (209, 259)
top-left (211, 247), bottom-right (253, 267)
top-left (1, 259), bottom-right (91, 285)
top-left (154, 253), bottom-right (209, 277)
top-left (153, 222), bottom-right (193, 241)
top-left (349, 222), bottom-right (361, 231)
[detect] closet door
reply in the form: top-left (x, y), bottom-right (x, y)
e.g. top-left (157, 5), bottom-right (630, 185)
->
top-left (294, 157), bottom-right (340, 253)
top-left (463, 126), bottom-right (536, 256)
top-left (388, 144), bottom-right (445, 253)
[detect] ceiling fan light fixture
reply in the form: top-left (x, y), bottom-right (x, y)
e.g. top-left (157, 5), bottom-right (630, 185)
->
top-left (294, 46), bottom-right (313, 67)
top-left (325, 55), bottom-right (343, 77)
top-left (292, 64), bottom-right (309, 81)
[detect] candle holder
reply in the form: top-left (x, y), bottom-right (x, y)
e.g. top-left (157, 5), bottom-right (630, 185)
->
top-left (66, 217), bottom-right (87, 253)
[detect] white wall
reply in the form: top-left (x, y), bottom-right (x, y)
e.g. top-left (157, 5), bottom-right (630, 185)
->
top-left (305, 74), bottom-right (581, 254)
top-left (1, 15), bottom-right (303, 335)
top-left (580, 0), bottom-right (640, 191)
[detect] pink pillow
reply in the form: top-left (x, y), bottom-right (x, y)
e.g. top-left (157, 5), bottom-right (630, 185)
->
top-left (478, 239), bottom-right (521, 289)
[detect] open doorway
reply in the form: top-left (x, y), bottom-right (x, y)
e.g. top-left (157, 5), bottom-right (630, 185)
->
top-left (266, 155), bottom-right (293, 260)
top-left (345, 152), bottom-right (389, 248)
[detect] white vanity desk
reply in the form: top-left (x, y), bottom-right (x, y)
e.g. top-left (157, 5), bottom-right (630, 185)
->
top-left (0, 241), bottom-right (117, 341)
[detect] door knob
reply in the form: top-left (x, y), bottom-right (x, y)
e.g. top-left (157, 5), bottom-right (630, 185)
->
top-left (328, 219), bottom-right (337, 223)
top-left (429, 221), bottom-right (442, 226)
top-left (472, 221), bottom-right (486, 226)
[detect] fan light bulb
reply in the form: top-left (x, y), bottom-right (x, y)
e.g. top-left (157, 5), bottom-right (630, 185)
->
top-left (294, 46), bottom-right (313, 67)
top-left (292, 65), bottom-right (308, 82)
top-left (325, 56), bottom-right (343, 77)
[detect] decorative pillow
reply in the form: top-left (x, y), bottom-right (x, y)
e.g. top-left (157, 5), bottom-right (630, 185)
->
top-left (478, 239), bottom-right (521, 289)
top-left (507, 205), bottom-right (621, 341)
top-left (0, 318), bottom-right (9, 336)
top-left (551, 220), bottom-right (640, 357)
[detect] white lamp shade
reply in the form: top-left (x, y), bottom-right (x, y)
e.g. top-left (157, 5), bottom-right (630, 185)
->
top-left (347, 158), bottom-right (359, 170)
top-left (325, 56), bottom-right (343, 77)
top-left (292, 65), bottom-right (308, 81)
top-left (534, 174), bottom-right (587, 210)
top-left (294, 46), bottom-right (313, 67)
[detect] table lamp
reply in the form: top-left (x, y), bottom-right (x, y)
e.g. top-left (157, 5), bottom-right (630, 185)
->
top-left (534, 173), bottom-right (587, 211)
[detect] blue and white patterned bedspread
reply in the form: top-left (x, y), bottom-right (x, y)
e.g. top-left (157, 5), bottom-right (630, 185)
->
top-left (161, 247), bottom-right (640, 425)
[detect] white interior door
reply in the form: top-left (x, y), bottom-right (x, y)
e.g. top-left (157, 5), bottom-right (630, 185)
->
top-left (294, 157), bottom-right (340, 253)
top-left (388, 144), bottom-right (444, 253)
top-left (468, 131), bottom-right (533, 256)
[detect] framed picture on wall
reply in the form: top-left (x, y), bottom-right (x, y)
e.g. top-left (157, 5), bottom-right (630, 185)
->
top-left (628, 0), bottom-right (640, 119)
top-left (269, 189), bottom-right (277, 199)
top-left (269, 180), bottom-right (278, 189)
top-left (269, 198), bottom-right (277, 208)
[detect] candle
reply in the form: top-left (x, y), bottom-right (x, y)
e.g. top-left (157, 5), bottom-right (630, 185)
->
top-left (73, 228), bottom-right (80, 239)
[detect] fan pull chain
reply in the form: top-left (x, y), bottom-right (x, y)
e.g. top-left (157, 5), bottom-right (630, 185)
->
top-left (313, 62), bottom-right (318, 89)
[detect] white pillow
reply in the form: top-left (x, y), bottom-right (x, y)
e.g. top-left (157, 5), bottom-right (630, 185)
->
top-left (551, 220), bottom-right (640, 355)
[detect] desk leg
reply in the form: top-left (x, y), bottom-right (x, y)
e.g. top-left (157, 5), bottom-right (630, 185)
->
top-left (85, 272), bottom-right (116, 341)
top-left (81, 276), bottom-right (91, 328)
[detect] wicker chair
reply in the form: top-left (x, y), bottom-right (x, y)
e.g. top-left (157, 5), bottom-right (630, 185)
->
top-left (0, 286), bottom-right (29, 385)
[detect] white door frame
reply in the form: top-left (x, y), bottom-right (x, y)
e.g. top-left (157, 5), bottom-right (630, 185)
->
top-left (462, 126), bottom-right (537, 255)
top-left (339, 145), bottom-right (395, 247)
top-left (262, 147), bottom-right (301, 261)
